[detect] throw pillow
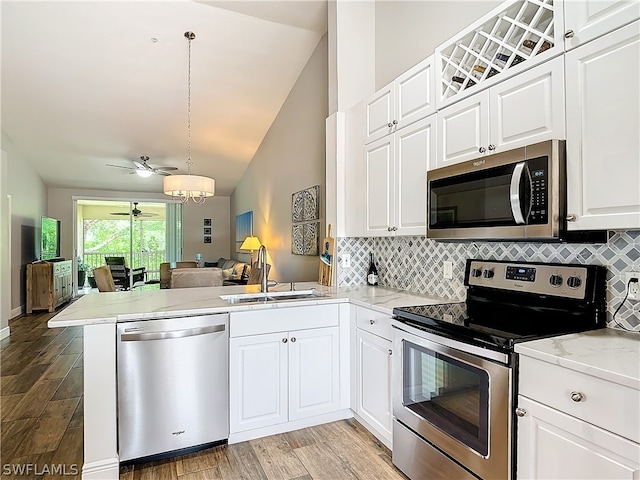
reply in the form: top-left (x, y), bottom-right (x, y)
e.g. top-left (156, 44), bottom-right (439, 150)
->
top-left (222, 267), bottom-right (235, 280)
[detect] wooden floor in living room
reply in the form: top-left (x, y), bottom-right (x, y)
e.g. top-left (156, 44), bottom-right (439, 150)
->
top-left (1, 308), bottom-right (407, 480)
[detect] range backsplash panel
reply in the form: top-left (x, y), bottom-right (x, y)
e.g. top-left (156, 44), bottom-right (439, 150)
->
top-left (336, 230), bottom-right (640, 331)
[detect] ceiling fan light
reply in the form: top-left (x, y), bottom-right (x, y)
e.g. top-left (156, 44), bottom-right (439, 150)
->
top-left (163, 174), bottom-right (215, 202)
top-left (136, 169), bottom-right (154, 178)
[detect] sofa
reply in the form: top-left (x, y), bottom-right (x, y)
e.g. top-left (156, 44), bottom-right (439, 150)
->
top-left (206, 257), bottom-right (250, 285)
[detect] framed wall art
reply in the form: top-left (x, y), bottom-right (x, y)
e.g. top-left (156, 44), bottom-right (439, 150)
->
top-left (292, 222), bottom-right (319, 256)
top-left (235, 211), bottom-right (253, 253)
top-left (291, 185), bottom-right (320, 222)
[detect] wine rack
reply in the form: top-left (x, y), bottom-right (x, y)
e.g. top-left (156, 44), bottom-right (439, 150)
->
top-left (436, 0), bottom-right (561, 106)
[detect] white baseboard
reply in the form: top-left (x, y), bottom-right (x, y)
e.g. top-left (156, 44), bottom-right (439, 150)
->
top-left (228, 409), bottom-right (353, 444)
top-left (81, 456), bottom-right (119, 480)
top-left (10, 305), bottom-right (22, 319)
top-left (352, 412), bottom-right (392, 450)
top-left (0, 326), bottom-right (9, 340)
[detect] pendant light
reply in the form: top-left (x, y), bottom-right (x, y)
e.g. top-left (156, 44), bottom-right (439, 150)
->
top-left (164, 31), bottom-right (215, 204)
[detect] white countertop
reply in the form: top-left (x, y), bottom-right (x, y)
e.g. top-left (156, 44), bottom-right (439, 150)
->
top-left (515, 328), bottom-right (640, 389)
top-left (48, 282), bottom-right (455, 328)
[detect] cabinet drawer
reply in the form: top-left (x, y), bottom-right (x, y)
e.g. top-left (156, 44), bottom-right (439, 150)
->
top-left (53, 261), bottom-right (72, 275)
top-left (230, 304), bottom-right (339, 337)
top-left (356, 307), bottom-right (392, 340)
top-left (519, 356), bottom-right (640, 443)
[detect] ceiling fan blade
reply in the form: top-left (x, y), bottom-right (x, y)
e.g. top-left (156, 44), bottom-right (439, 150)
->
top-left (137, 213), bottom-right (159, 217)
top-left (133, 160), bottom-right (149, 170)
top-left (155, 166), bottom-right (179, 171)
top-left (154, 170), bottom-right (171, 176)
top-left (106, 164), bottom-right (136, 171)
top-left (110, 212), bottom-right (131, 216)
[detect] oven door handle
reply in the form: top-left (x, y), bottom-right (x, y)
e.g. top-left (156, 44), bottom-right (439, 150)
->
top-left (510, 162), bottom-right (526, 224)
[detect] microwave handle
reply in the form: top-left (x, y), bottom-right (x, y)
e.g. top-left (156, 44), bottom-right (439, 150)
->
top-left (510, 162), bottom-right (526, 224)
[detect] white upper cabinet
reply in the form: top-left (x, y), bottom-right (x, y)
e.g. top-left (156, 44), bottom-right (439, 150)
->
top-left (564, 0), bottom-right (640, 50)
top-left (364, 56), bottom-right (435, 144)
top-left (436, 0), bottom-right (565, 109)
top-left (565, 21), bottom-right (640, 231)
top-left (436, 55), bottom-right (565, 169)
top-left (365, 115), bottom-right (436, 236)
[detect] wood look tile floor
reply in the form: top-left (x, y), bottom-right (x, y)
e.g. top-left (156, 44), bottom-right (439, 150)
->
top-left (1, 308), bottom-right (407, 480)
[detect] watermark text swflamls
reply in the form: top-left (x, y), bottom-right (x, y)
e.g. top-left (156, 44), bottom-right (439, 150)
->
top-left (3, 463), bottom-right (79, 476)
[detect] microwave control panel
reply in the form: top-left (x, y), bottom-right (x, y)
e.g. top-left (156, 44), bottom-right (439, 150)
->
top-left (528, 156), bottom-right (548, 224)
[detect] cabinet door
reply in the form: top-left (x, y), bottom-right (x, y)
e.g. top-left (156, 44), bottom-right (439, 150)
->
top-left (229, 333), bottom-right (288, 433)
top-left (356, 329), bottom-right (392, 440)
top-left (364, 136), bottom-right (394, 236)
top-left (364, 83), bottom-right (394, 144)
top-left (436, 90), bottom-right (489, 168)
top-left (490, 56), bottom-right (565, 153)
top-left (395, 56), bottom-right (435, 130)
top-left (565, 22), bottom-right (640, 230)
top-left (394, 115), bottom-right (435, 236)
top-left (288, 327), bottom-right (340, 422)
top-left (564, 0), bottom-right (639, 50)
top-left (517, 396), bottom-right (640, 479)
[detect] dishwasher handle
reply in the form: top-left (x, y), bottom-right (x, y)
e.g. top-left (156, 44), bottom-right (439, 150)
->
top-left (120, 324), bottom-right (226, 342)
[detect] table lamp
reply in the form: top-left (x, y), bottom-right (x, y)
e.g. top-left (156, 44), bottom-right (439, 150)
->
top-left (240, 236), bottom-right (262, 265)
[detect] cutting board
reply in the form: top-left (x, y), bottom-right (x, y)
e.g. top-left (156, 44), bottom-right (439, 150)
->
top-left (318, 224), bottom-right (335, 286)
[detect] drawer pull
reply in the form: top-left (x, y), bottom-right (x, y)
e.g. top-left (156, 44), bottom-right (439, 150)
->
top-left (570, 391), bottom-right (584, 402)
top-left (282, 338), bottom-right (288, 343)
top-left (515, 407), bottom-right (527, 417)
top-left (291, 337), bottom-right (296, 343)
top-left (370, 319), bottom-right (375, 325)
top-left (388, 349), bottom-right (392, 356)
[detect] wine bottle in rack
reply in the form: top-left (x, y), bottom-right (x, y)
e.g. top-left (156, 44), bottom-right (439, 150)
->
top-left (367, 253), bottom-right (379, 286)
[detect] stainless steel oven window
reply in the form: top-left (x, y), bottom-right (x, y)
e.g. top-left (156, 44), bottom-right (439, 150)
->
top-left (402, 339), bottom-right (490, 456)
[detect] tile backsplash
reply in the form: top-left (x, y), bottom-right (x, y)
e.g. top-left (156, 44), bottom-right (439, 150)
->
top-left (336, 230), bottom-right (640, 331)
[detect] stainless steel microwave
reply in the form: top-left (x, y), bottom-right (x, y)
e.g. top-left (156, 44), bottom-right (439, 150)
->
top-left (427, 140), bottom-right (565, 240)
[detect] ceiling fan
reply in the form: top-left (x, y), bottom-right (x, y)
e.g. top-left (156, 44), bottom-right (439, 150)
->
top-left (110, 202), bottom-right (159, 219)
top-left (106, 156), bottom-right (178, 177)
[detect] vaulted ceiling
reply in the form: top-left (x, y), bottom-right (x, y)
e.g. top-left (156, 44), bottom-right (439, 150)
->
top-left (1, 0), bottom-right (327, 196)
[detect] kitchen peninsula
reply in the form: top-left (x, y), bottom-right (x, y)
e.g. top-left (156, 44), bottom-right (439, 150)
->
top-left (48, 282), bottom-right (452, 480)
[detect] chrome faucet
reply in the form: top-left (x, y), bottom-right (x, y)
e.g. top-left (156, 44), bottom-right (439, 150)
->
top-left (256, 245), bottom-right (269, 292)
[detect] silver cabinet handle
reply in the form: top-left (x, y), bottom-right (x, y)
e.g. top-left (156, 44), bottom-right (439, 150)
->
top-left (488, 144), bottom-right (496, 151)
top-left (387, 122), bottom-right (393, 128)
top-left (515, 407), bottom-right (527, 417)
top-left (566, 214), bottom-right (577, 222)
top-left (392, 226), bottom-right (398, 231)
top-left (510, 162), bottom-right (527, 225)
top-left (282, 338), bottom-right (288, 343)
top-left (121, 324), bottom-right (225, 342)
top-left (370, 319), bottom-right (375, 325)
top-left (570, 391), bottom-right (584, 402)
top-left (387, 226), bottom-right (392, 232)
top-left (392, 120), bottom-right (398, 125)
top-left (565, 30), bottom-right (575, 38)
top-left (291, 337), bottom-right (296, 343)
top-left (479, 146), bottom-right (486, 153)
top-left (388, 349), bottom-right (392, 356)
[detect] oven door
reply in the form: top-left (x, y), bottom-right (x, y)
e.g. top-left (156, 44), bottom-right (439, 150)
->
top-left (392, 323), bottom-right (512, 480)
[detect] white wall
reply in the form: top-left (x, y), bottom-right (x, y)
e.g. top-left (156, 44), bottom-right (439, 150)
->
top-left (2, 131), bottom-right (48, 315)
top-left (230, 35), bottom-right (328, 283)
top-left (47, 188), bottom-right (231, 265)
top-left (375, 0), bottom-right (502, 89)
top-left (181, 196), bottom-right (230, 263)
top-left (0, 150), bottom-right (11, 331)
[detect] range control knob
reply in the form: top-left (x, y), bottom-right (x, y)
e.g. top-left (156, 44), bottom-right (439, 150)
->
top-left (567, 276), bottom-right (582, 289)
top-left (549, 274), bottom-right (563, 287)
top-left (471, 268), bottom-right (483, 278)
top-left (483, 269), bottom-right (495, 279)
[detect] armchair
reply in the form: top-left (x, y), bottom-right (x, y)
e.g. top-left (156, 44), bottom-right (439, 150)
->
top-left (104, 257), bottom-right (146, 290)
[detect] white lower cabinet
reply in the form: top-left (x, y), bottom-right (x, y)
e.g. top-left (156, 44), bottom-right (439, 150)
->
top-left (517, 396), bottom-right (640, 479)
top-left (516, 355), bottom-right (640, 479)
top-left (229, 306), bottom-right (341, 435)
top-left (354, 307), bottom-right (393, 447)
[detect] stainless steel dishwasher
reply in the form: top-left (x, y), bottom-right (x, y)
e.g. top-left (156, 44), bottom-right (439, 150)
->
top-left (117, 313), bottom-right (229, 462)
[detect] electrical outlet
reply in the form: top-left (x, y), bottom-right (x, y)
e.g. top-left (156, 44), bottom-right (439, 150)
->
top-left (626, 272), bottom-right (640, 300)
top-left (443, 261), bottom-right (453, 280)
top-left (341, 254), bottom-right (351, 269)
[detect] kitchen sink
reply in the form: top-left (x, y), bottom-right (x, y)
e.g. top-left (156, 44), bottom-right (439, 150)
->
top-left (219, 290), bottom-right (326, 304)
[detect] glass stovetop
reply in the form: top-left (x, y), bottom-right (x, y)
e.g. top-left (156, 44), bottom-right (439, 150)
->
top-left (392, 302), bottom-right (595, 352)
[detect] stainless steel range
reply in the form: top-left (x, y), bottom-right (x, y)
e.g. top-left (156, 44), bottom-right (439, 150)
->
top-left (392, 259), bottom-right (606, 480)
